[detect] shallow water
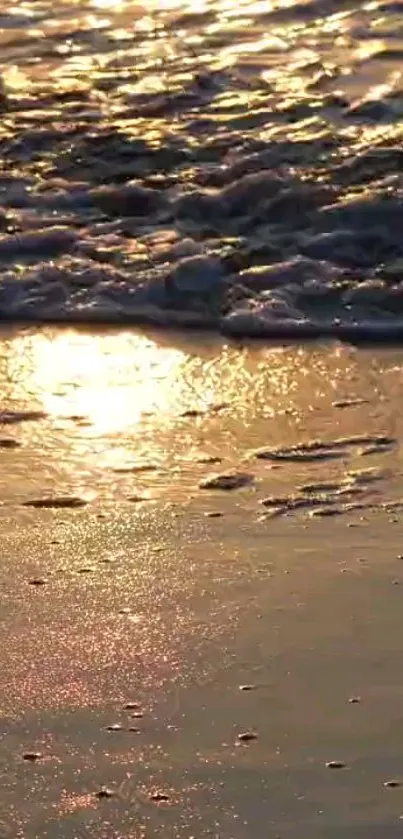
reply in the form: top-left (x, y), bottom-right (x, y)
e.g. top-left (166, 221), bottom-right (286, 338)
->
top-left (1, 328), bottom-right (403, 837)
top-left (0, 0), bottom-right (402, 336)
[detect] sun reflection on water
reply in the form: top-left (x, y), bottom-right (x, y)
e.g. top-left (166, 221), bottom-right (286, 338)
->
top-left (0, 327), bottom-right (390, 504)
top-left (2, 327), bottom-right (363, 443)
top-left (6, 330), bottom-right (189, 435)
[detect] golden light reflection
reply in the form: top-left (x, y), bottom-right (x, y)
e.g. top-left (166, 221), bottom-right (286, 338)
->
top-left (2, 328), bottom-right (363, 446)
top-left (1, 65), bottom-right (31, 92)
top-left (7, 331), bottom-right (188, 435)
top-left (3, 0), bottom-right (396, 115)
top-left (222, 33), bottom-right (288, 56)
top-left (0, 328), bottom-right (390, 503)
top-left (354, 39), bottom-right (386, 62)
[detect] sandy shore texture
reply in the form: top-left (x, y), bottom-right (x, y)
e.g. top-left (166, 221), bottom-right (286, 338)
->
top-left (2, 327), bottom-right (403, 838)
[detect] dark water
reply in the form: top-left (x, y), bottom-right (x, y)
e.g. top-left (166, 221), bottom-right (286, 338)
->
top-left (0, 0), bottom-right (402, 338)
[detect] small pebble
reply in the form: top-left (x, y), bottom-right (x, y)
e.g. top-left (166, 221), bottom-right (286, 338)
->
top-left (237, 731), bottom-right (258, 742)
top-left (326, 760), bottom-right (346, 769)
top-left (23, 752), bottom-right (42, 762)
top-left (124, 702), bottom-right (141, 710)
top-left (113, 463), bottom-right (158, 473)
top-left (150, 792), bottom-right (170, 802)
top-left (23, 496), bottom-right (88, 508)
top-left (332, 399), bottom-right (367, 408)
top-left (28, 578), bottom-right (47, 586)
top-left (200, 472), bottom-right (254, 491)
top-left (181, 409), bottom-right (203, 418)
top-left (348, 697), bottom-right (361, 704)
top-left (0, 410), bottom-right (46, 424)
top-left (105, 724), bottom-right (123, 732)
top-left (310, 507), bottom-right (343, 518)
top-left (384, 780), bottom-right (401, 788)
top-left (204, 511), bottom-right (223, 518)
top-left (239, 685), bottom-right (256, 691)
top-left (95, 787), bottom-right (115, 799)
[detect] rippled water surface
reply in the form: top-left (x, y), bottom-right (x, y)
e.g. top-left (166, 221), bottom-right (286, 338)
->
top-left (0, 0), bottom-right (402, 336)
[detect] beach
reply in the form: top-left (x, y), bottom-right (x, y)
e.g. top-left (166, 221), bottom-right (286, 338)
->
top-left (1, 0), bottom-right (403, 834)
top-left (1, 327), bottom-right (403, 837)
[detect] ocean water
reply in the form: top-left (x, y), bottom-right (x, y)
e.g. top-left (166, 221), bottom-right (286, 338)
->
top-left (0, 0), bottom-right (402, 338)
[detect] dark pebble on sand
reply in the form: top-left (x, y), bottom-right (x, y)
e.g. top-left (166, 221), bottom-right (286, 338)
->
top-left (200, 472), bottom-right (254, 490)
top-left (105, 724), bottom-right (123, 732)
top-left (348, 697), bottom-right (361, 704)
top-left (384, 780), bottom-right (402, 788)
top-left (150, 792), bottom-right (170, 802)
top-left (23, 496), bottom-right (87, 509)
top-left (0, 410), bottom-right (46, 424)
top-left (239, 685), bottom-right (256, 691)
top-left (326, 760), bottom-right (346, 769)
top-left (311, 507), bottom-right (343, 518)
top-left (23, 752), bottom-right (42, 762)
top-left (0, 439), bottom-right (21, 448)
top-left (28, 578), bottom-right (47, 586)
top-left (124, 702), bottom-right (141, 710)
top-left (332, 399), bottom-right (368, 408)
top-left (95, 787), bottom-right (115, 799)
top-left (205, 511), bottom-right (223, 518)
top-left (237, 731), bottom-right (258, 742)
top-left (180, 409), bottom-right (204, 418)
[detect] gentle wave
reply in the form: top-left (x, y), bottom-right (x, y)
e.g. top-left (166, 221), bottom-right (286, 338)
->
top-left (0, 0), bottom-right (402, 339)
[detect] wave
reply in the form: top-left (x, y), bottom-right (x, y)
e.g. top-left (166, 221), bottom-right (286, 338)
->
top-left (0, 0), bottom-right (402, 342)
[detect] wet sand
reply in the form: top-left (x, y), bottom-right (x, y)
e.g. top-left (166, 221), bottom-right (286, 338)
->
top-left (0, 0), bottom-right (402, 335)
top-left (2, 327), bottom-right (403, 838)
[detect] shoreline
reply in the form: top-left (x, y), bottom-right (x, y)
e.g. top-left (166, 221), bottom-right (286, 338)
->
top-left (3, 314), bottom-right (403, 345)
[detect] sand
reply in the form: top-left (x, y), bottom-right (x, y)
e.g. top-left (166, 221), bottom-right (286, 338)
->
top-left (1, 326), bottom-right (403, 838)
